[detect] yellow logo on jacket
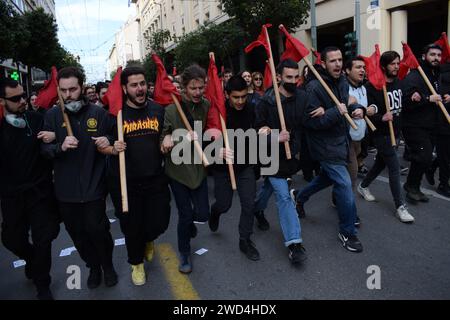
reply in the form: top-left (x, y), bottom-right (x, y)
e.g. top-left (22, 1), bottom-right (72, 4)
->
top-left (87, 118), bottom-right (97, 132)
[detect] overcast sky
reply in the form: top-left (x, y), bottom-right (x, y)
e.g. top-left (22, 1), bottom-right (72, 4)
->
top-left (55, 0), bottom-right (136, 84)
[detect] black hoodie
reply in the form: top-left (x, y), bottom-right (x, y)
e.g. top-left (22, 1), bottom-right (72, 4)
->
top-left (402, 61), bottom-right (440, 129)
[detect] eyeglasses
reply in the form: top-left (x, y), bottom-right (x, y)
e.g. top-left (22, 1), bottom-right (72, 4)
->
top-left (254, 78), bottom-right (263, 81)
top-left (4, 93), bottom-right (27, 103)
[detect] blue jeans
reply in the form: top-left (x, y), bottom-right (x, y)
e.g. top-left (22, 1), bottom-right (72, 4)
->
top-left (296, 162), bottom-right (357, 236)
top-left (254, 177), bottom-right (302, 246)
top-left (170, 178), bottom-right (209, 255)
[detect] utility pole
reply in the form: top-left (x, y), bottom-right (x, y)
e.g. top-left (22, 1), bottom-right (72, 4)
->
top-left (310, 0), bottom-right (317, 50)
top-left (355, 0), bottom-right (361, 55)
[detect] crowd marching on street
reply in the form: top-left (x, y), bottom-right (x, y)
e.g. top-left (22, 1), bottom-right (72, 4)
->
top-left (1, 24), bottom-right (450, 300)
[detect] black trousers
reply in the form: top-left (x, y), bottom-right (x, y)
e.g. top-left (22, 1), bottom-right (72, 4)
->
top-left (59, 200), bottom-right (114, 269)
top-left (108, 175), bottom-right (171, 265)
top-left (1, 184), bottom-right (60, 287)
top-left (361, 135), bottom-right (404, 208)
top-left (211, 167), bottom-right (256, 240)
top-left (436, 134), bottom-right (450, 185)
top-left (403, 127), bottom-right (436, 189)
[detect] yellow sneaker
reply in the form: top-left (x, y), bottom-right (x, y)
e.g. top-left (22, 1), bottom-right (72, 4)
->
top-left (131, 263), bottom-right (146, 286)
top-left (144, 241), bottom-right (154, 262)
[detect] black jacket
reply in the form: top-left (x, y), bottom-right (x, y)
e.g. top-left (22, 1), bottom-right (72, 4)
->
top-left (255, 87), bottom-right (307, 178)
top-left (438, 63), bottom-right (450, 135)
top-left (41, 100), bottom-right (110, 202)
top-left (0, 111), bottom-right (53, 197)
top-left (303, 71), bottom-right (363, 165)
top-left (366, 78), bottom-right (403, 137)
top-left (402, 62), bottom-right (440, 129)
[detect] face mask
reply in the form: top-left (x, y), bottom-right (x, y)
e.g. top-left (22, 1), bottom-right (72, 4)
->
top-left (5, 114), bottom-right (26, 128)
top-left (65, 100), bottom-right (82, 113)
top-left (283, 82), bottom-right (297, 94)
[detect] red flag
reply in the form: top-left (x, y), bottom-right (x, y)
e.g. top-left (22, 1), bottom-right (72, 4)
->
top-left (264, 60), bottom-right (272, 90)
top-left (359, 45), bottom-right (386, 90)
top-left (399, 42), bottom-right (420, 80)
top-left (102, 67), bottom-right (123, 116)
top-left (279, 25), bottom-right (310, 62)
top-left (435, 32), bottom-right (450, 64)
top-left (35, 66), bottom-right (58, 109)
top-left (205, 55), bottom-right (226, 139)
top-left (151, 54), bottom-right (181, 106)
top-left (245, 24), bottom-right (272, 57)
top-left (312, 49), bottom-right (323, 65)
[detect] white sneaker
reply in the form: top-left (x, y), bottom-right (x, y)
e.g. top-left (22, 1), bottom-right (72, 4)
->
top-left (396, 205), bottom-right (415, 223)
top-left (357, 183), bottom-right (376, 202)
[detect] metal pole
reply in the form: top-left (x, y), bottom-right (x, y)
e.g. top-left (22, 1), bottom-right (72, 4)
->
top-left (310, 0), bottom-right (317, 50)
top-left (355, 0), bottom-right (361, 55)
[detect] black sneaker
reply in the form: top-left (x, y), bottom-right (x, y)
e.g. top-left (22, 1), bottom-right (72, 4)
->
top-left (208, 210), bottom-right (222, 232)
top-left (103, 266), bottom-right (118, 287)
top-left (290, 189), bottom-right (306, 218)
top-left (190, 223), bottom-right (198, 238)
top-left (286, 177), bottom-right (293, 188)
top-left (36, 286), bottom-right (54, 300)
top-left (437, 184), bottom-right (450, 198)
top-left (338, 233), bottom-right (363, 253)
top-left (239, 239), bottom-right (260, 261)
top-left (254, 211), bottom-right (270, 231)
top-left (288, 243), bottom-right (307, 265)
top-left (354, 215), bottom-right (361, 228)
top-left (87, 267), bottom-right (102, 289)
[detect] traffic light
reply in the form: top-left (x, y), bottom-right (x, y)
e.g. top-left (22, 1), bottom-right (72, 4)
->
top-left (344, 32), bottom-right (358, 60)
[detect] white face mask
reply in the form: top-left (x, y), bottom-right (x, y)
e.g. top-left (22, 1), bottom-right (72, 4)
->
top-left (65, 100), bottom-right (82, 113)
top-left (5, 114), bottom-right (26, 128)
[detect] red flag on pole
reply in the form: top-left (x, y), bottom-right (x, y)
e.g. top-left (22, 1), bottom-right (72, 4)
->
top-left (359, 45), bottom-right (386, 90)
top-left (102, 67), bottom-right (123, 116)
top-left (245, 24), bottom-right (272, 57)
top-left (35, 66), bottom-right (58, 109)
top-left (279, 25), bottom-right (310, 62)
top-left (312, 49), bottom-right (323, 65)
top-left (205, 55), bottom-right (226, 139)
top-left (264, 60), bottom-right (272, 90)
top-left (435, 32), bottom-right (450, 64)
top-left (399, 42), bottom-right (420, 80)
top-left (151, 54), bottom-right (181, 106)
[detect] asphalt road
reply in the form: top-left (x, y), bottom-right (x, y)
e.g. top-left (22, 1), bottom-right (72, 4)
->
top-left (1, 149), bottom-right (450, 300)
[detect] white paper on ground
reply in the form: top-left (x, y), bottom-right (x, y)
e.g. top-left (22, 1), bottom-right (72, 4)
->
top-left (114, 238), bottom-right (125, 246)
top-left (193, 221), bottom-right (206, 225)
top-left (109, 219), bottom-right (116, 223)
top-left (13, 260), bottom-right (26, 268)
top-left (195, 248), bottom-right (208, 255)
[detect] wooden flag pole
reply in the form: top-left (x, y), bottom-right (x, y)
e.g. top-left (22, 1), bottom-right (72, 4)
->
top-left (220, 115), bottom-right (237, 191)
top-left (264, 27), bottom-right (292, 160)
top-left (382, 85), bottom-right (397, 147)
top-left (56, 86), bottom-right (74, 136)
top-left (417, 66), bottom-right (450, 125)
top-left (302, 58), bottom-right (359, 130)
top-left (210, 52), bottom-right (237, 190)
top-left (365, 116), bottom-right (377, 132)
top-left (171, 93), bottom-right (210, 167)
top-left (117, 109), bottom-right (129, 213)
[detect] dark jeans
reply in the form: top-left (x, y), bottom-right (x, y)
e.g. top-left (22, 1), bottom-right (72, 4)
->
top-left (1, 186), bottom-right (60, 287)
top-left (170, 178), bottom-right (209, 255)
top-left (59, 200), bottom-right (114, 269)
top-left (361, 135), bottom-right (404, 208)
top-left (403, 127), bottom-right (436, 189)
top-left (211, 167), bottom-right (256, 240)
top-left (296, 162), bottom-right (357, 236)
top-left (108, 175), bottom-right (171, 265)
top-left (436, 134), bottom-right (450, 185)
